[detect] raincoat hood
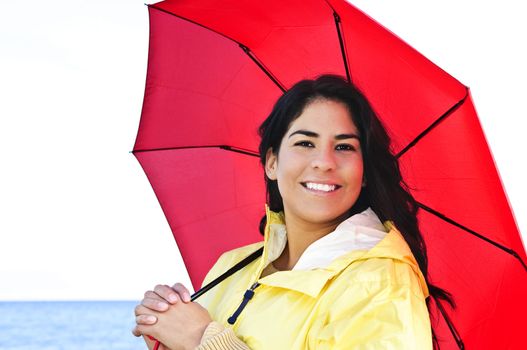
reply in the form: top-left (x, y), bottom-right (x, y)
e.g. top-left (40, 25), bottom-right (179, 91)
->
top-left (259, 206), bottom-right (430, 298)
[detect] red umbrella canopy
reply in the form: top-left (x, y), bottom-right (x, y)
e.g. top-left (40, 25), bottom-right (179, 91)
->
top-left (133, 1), bottom-right (527, 348)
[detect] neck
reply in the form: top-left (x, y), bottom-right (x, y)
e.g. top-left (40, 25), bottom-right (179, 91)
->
top-left (272, 213), bottom-right (343, 271)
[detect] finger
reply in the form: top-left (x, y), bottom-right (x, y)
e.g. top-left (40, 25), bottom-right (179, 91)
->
top-left (135, 304), bottom-right (158, 317)
top-left (154, 284), bottom-right (181, 304)
top-left (135, 314), bottom-right (157, 325)
top-left (142, 296), bottom-right (169, 312)
top-left (172, 282), bottom-right (191, 302)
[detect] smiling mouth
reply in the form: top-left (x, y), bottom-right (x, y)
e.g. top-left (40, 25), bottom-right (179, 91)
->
top-left (301, 182), bottom-right (341, 192)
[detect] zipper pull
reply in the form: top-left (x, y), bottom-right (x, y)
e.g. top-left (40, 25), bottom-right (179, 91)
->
top-left (227, 282), bottom-right (261, 325)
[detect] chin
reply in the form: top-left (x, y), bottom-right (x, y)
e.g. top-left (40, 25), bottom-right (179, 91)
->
top-left (300, 208), bottom-right (352, 225)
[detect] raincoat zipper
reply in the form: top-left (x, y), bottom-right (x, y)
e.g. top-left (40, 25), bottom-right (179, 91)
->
top-left (227, 282), bottom-right (261, 325)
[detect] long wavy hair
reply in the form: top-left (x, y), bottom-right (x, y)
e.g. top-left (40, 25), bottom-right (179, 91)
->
top-left (257, 74), bottom-right (454, 349)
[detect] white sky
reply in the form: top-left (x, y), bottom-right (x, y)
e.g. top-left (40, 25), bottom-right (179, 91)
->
top-left (0, 1), bottom-right (525, 300)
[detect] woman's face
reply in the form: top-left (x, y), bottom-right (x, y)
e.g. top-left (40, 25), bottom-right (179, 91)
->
top-left (265, 98), bottom-right (364, 228)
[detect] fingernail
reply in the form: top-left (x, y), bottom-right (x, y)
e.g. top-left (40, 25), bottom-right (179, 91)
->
top-left (183, 293), bottom-right (191, 302)
top-left (157, 302), bottom-right (168, 309)
top-left (146, 315), bottom-right (156, 323)
top-left (168, 294), bottom-right (178, 303)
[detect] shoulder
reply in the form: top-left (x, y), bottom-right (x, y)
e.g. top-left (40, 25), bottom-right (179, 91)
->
top-left (312, 257), bottom-right (433, 349)
top-left (338, 225), bottom-right (430, 298)
top-left (349, 257), bottom-right (424, 286)
top-left (322, 256), bottom-right (429, 310)
top-left (201, 241), bottom-right (264, 287)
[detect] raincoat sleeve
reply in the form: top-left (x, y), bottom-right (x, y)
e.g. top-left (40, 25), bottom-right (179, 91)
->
top-left (195, 321), bottom-right (252, 350)
top-left (309, 259), bottom-right (432, 350)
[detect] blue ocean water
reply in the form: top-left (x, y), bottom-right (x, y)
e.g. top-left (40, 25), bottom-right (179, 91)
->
top-left (0, 301), bottom-right (146, 350)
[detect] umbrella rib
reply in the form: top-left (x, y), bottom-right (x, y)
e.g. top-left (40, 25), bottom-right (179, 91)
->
top-left (417, 201), bottom-right (527, 272)
top-left (434, 297), bottom-right (465, 349)
top-left (239, 44), bottom-right (286, 93)
top-left (396, 88), bottom-right (469, 159)
top-left (132, 145), bottom-right (259, 157)
top-left (332, 11), bottom-right (351, 82)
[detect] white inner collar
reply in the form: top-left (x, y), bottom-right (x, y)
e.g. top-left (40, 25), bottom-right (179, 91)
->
top-left (266, 208), bottom-right (387, 271)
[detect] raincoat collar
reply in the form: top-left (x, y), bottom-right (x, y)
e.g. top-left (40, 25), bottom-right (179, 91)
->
top-left (254, 206), bottom-right (430, 299)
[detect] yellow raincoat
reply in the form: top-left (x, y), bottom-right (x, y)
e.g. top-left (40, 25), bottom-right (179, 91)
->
top-left (196, 208), bottom-right (432, 349)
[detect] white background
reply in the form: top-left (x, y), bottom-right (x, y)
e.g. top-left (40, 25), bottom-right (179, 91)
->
top-left (0, 0), bottom-right (525, 300)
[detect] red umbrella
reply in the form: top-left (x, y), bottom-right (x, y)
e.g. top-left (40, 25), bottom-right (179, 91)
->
top-left (133, 1), bottom-right (527, 348)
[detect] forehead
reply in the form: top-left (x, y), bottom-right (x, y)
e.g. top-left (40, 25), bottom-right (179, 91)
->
top-left (287, 99), bottom-right (358, 134)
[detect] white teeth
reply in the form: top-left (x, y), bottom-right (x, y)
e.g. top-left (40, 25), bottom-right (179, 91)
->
top-left (305, 182), bottom-right (337, 192)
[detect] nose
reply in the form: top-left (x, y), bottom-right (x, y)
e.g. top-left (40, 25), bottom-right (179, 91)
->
top-left (311, 147), bottom-right (337, 171)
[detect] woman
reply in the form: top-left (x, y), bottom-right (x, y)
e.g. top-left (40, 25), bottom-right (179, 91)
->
top-left (133, 75), bottom-right (453, 349)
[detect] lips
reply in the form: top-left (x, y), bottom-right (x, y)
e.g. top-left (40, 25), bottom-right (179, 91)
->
top-left (301, 182), bottom-right (341, 192)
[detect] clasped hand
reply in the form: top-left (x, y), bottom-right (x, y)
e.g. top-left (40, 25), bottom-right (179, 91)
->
top-left (132, 283), bottom-right (212, 350)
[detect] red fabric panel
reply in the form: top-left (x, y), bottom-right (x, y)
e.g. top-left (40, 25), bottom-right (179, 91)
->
top-left (401, 93), bottom-right (525, 260)
top-left (420, 211), bottom-right (527, 349)
top-left (135, 148), bottom-right (264, 289)
top-left (135, 7), bottom-right (282, 153)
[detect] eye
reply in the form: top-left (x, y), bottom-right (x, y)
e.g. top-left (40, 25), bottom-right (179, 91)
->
top-left (335, 143), bottom-right (356, 151)
top-left (294, 140), bottom-right (314, 148)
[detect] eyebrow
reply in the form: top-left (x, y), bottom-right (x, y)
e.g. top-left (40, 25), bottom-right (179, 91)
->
top-left (288, 129), bottom-right (360, 140)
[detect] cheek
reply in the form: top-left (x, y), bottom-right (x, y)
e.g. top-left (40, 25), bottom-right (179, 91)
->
top-left (276, 151), bottom-right (303, 177)
top-left (276, 164), bottom-right (299, 187)
top-left (346, 159), bottom-right (364, 185)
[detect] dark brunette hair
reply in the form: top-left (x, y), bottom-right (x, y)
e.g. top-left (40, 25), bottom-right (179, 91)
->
top-left (258, 74), bottom-right (454, 349)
